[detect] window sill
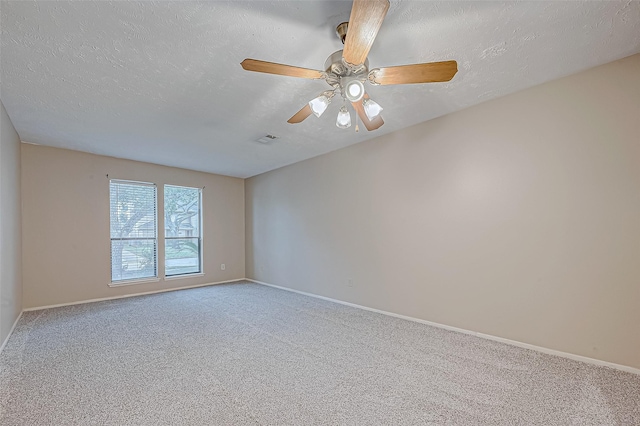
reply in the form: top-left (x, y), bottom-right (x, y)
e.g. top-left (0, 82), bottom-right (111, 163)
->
top-left (164, 272), bottom-right (205, 281)
top-left (109, 277), bottom-right (161, 288)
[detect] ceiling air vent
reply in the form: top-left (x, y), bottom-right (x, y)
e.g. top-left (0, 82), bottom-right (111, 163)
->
top-left (256, 135), bottom-right (278, 144)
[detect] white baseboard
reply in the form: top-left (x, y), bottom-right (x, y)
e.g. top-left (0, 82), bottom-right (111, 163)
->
top-left (0, 311), bottom-right (23, 356)
top-left (246, 278), bottom-right (640, 376)
top-left (23, 278), bottom-right (245, 312)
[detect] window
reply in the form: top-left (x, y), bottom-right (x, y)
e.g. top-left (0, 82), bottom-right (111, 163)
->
top-left (109, 180), bottom-right (158, 283)
top-left (164, 185), bottom-right (202, 276)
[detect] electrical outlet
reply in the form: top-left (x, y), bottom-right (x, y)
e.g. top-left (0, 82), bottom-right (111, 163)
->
top-left (221, 264), bottom-right (225, 270)
top-left (347, 279), bottom-right (353, 288)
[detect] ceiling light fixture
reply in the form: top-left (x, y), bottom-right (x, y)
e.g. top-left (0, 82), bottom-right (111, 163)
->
top-left (242, 1), bottom-right (459, 132)
top-left (308, 94), bottom-right (331, 117)
top-left (344, 80), bottom-right (364, 102)
top-left (336, 106), bottom-right (351, 129)
top-left (363, 98), bottom-right (383, 121)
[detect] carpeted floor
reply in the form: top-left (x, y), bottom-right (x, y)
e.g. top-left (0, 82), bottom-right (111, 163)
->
top-left (0, 281), bottom-right (638, 425)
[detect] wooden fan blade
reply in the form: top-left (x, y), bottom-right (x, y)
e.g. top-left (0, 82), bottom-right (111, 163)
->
top-left (352, 95), bottom-right (384, 131)
top-left (369, 61), bottom-right (458, 85)
top-left (342, 0), bottom-right (390, 66)
top-left (287, 104), bottom-right (313, 124)
top-left (241, 59), bottom-right (324, 79)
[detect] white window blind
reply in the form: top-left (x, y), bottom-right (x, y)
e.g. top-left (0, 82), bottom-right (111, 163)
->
top-left (109, 180), bottom-right (157, 282)
top-left (164, 185), bottom-right (202, 276)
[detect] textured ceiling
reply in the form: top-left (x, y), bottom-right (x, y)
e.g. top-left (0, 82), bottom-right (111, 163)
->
top-left (1, 1), bottom-right (639, 178)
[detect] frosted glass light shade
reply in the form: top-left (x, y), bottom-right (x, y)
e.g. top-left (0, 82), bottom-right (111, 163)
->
top-left (336, 107), bottom-right (351, 129)
top-left (345, 80), bottom-right (364, 102)
top-left (363, 98), bottom-right (383, 121)
top-left (309, 95), bottom-right (330, 117)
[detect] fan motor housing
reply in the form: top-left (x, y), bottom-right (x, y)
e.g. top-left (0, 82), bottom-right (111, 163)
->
top-left (324, 50), bottom-right (369, 76)
top-left (324, 49), bottom-right (369, 92)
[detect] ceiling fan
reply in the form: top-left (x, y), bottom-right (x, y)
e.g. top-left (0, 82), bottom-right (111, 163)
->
top-left (241, 0), bottom-right (457, 132)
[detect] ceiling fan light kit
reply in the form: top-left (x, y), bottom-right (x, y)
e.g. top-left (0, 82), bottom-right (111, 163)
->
top-left (345, 79), bottom-right (365, 102)
top-left (336, 106), bottom-right (352, 129)
top-left (363, 98), bottom-right (383, 121)
top-left (309, 99), bottom-right (328, 118)
top-left (240, 0), bottom-right (458, 132)
top-left (309, 94), bottom-right (332, 118)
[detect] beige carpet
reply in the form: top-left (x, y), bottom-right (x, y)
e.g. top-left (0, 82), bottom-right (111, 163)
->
top-left (1, 281), bottom-right (638, 425)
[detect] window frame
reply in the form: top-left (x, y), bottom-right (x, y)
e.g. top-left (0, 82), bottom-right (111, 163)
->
top-left (109, 179), bottom-right (159, 286)
top-left (163, 184), bottom-right (203, 278)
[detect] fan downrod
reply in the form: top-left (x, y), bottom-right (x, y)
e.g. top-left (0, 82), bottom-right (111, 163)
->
top-left (336, 22), bottom-right (349, 44)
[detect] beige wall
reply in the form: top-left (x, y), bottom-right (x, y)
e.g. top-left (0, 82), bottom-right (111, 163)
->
top-left (246, 54), bottom-right (640, 369)
top-left (0, 100), bottom-right (23, 346)
top-left (22, 144), bottom-right (245, 308)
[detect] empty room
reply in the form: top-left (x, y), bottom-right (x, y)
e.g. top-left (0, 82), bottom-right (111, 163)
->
top-left (1, 0), bottom-right (639, 424)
